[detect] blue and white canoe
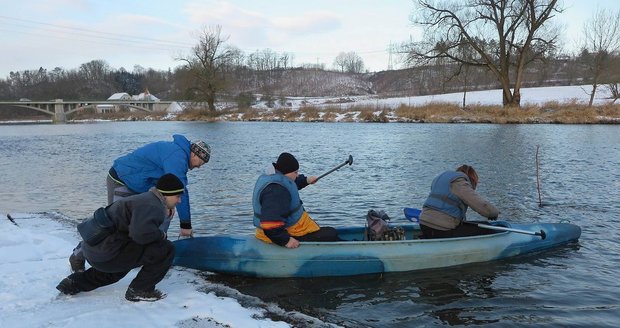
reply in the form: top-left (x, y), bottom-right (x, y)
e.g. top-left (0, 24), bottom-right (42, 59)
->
top-left (173, 220), bottom-right (581, 278)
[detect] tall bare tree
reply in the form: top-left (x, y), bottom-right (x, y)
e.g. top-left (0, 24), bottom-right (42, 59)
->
top-left (407, 0), bottom-right (562, 107)
top-left (581, 8), bottom-right (620, 106)
top-left (177, 25), bottom-right (235, 111)
top-left (333, 52), bottom-right (365, 73)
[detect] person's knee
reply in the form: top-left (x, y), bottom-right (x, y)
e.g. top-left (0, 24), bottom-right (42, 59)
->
top-left (143, 239), bottom-right (175, 265)
top-left (165, 240), bottom-right (175, 264)
top-left (320, 227), bottom-right (341, 241)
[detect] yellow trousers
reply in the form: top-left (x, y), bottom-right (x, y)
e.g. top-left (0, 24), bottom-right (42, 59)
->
top-left (255, 211), bottom-right (320, 243)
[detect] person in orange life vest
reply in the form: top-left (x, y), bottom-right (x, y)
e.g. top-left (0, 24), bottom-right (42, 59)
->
top-left (252, 152), bottom-right (341, 248)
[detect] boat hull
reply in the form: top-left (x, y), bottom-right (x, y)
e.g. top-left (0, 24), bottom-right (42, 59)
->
top-left (173, 221), bottom-right (581, 278)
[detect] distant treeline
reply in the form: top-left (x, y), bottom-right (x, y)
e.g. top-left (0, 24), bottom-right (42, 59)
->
top-left (0, 51), bottom-right (618, 103)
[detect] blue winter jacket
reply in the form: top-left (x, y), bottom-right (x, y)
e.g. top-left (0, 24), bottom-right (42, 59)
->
top-left (111, 134), bottom-right (193, 228)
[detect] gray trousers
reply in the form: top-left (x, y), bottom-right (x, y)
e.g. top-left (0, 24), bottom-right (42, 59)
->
top-left (106, 174), bottom-right (136, 205)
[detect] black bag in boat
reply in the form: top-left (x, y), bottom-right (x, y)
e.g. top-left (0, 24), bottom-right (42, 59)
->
top-left (77, 207), bottom-right (115, 246)
top-left (366, 209), bottom-right (405, 241)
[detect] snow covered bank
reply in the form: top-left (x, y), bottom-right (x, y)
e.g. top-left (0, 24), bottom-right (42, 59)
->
top-left (0, 213), bottom-right (329, 328)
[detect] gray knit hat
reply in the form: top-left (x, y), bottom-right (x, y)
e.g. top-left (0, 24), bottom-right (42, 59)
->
top-left (191, 140), bottom-right (211, 163)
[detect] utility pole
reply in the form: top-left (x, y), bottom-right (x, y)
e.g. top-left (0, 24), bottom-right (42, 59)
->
top-left (388, 42), bottom-right (394, 71)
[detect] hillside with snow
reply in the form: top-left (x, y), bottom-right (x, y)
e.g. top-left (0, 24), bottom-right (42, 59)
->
top-left (246, 85), bottom-right (615, 111)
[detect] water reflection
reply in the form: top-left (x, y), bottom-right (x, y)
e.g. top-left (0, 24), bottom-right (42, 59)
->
top-left (208, 261), bottom-right (517, 327)
top-left (415, 270), bottom-right (500, 326)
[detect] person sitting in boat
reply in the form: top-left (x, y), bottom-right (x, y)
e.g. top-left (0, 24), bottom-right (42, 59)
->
top-left (419, 164), bottom-right (500, 239)
top-left (252, 152), bottom-right (341, 248)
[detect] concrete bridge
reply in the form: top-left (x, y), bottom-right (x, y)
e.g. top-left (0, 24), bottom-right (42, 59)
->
top-left (0, 99), bottom-right (174, 123)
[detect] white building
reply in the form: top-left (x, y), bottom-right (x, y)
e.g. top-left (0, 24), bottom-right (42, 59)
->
top-left (97, 89), bottom-right (163, 113)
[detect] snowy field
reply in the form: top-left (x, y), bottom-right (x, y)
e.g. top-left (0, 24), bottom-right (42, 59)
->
top-left (250, 84), bottom-right (615, 111)
top-left (0, 213), bottom-right (331, 328)
top-left (1, 85), bottom-right (615, 124)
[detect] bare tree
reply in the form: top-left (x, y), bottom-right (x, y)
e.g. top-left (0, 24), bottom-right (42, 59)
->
top-left (333, 52), bottom-right (349, 72)
top-left (607, 83), bottom-right (619, 104)
top-left (177, 25), bottom-right (235, 111)
top-left (79, 60), bottom-right (111, 82)
top-left (581, 8), bottom-right (620, 106)
top-left (333, 52), bottom-right (365, 73)
top-left (407, 0), bottom-right (562, 107)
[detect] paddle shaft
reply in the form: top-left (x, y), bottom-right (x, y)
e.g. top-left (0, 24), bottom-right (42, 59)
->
top-left (467, 221), bottom-right (546, 239)
top-left (404, 207), bottom-right (546, 239)
top-left (316, 155), bottom-right (353, 181)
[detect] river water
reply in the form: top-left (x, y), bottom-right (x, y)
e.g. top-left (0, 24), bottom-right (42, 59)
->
top-left (1, 121), bottom-right (619, 327)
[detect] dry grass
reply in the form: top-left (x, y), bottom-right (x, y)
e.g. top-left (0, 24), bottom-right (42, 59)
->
top-left (71, 109), bottom-right (170, 121)
top-left (176, 108), bottom-right (221, 122)
top-left (67, 102), bottom-right (620, 124)
top-left (393, 102), bottom-right (620, 124)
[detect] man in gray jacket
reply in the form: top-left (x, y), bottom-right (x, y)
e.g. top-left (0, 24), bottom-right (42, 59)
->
top-left (56, 173), bottom-right (184, 302)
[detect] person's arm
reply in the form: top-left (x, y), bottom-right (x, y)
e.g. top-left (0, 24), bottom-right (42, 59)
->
top-left (176, 190), bottom-right (193, 236)
top-left (128, 204), bottom-right (167, 244)
top-left (451, 178), bottom-right (499, 219)
top-left (295, 174), bottom-right (318, 189)
top-left (259, 184), bottom-right (295, 247)
top-left (161, 151), bottom-right (192, 235)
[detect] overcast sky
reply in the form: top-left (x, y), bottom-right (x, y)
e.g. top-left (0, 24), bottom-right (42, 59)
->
top-left (1, 0), bottom-right (619, 78)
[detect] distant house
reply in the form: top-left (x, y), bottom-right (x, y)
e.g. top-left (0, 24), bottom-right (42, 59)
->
top-left (132, 88), bottom-right (159, 101)
top-left (97, 89), bottom-right (165, 113)
top-left (107, 93), bottom-right (132, 101)
top-left (97, 92), bottom-right (132, 113)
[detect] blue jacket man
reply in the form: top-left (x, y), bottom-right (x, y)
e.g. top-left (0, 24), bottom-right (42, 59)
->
top-left (69, 134), bottom-right (211, 273)
top-left (109, 134), bottom-right (210, 229)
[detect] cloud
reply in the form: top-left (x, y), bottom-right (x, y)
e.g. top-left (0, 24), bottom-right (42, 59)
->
top-left (181, 1), bottom-right (341, 49)
top-left (272, 11), bottom-right (341, 34)
top-left (24, 0), bottom-right (92, 15)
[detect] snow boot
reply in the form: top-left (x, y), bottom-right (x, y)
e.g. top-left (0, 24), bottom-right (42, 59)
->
top-left (125, 287), bottom-right (166, 302)
top-left (56, 277), bottom-right (82, 295)
top-left (69, 253), bottom-right (85, 273)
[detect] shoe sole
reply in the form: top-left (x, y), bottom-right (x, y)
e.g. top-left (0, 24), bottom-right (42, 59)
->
top-left (126, 294), bottom-right (167, 302)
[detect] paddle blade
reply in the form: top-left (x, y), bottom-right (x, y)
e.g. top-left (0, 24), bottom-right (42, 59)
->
top-left (539, 230), bottom-right (547, 240)
top-left (404, 207), bottom-right (421, 222)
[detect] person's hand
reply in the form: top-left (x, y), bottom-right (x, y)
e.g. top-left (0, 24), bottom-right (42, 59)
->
top-left (285, 237), bottom-right (300, 248)
top-left (306, 176), bottom-right (318, 184)
top-left (179, 228), bottom-right (193, 238)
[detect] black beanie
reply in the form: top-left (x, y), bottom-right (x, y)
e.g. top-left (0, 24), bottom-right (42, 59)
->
top-left (156, 173), bottom-right (184, 196)
top-left (273, 152), bottom-right (299, 174)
